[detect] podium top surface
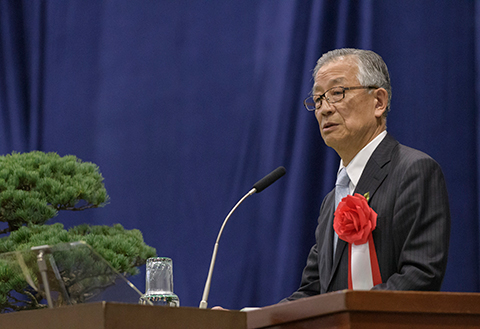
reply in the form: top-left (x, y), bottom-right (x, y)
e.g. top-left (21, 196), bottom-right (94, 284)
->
top-left (2, 290), bottom-right (480, 329)
top-left (246, 290), bottom-right (480, 328)
top-left (0, 301), bottom-right (246, 329)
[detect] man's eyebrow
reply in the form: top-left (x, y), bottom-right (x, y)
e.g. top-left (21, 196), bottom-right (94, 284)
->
top-left (313, 77), bottom-right (346, 93)
top-left (330, 77), bottom-right (346, 85)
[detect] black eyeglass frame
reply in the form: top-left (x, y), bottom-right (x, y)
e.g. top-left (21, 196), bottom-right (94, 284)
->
top-left (303, 86), bottom-right (378, 111)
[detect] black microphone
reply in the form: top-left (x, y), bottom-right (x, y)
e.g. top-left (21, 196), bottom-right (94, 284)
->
top-left (199, 166), bottom-right (286, 309)
top-left (252, 166), bottom-right (286, 193)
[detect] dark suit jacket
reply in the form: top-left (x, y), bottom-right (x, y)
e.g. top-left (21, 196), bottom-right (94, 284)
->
top-left (285, 133), bottom-right (450, 300)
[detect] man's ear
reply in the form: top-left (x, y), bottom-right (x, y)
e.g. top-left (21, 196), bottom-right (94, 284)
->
top-left (373, 88), bottom-right (388, 118)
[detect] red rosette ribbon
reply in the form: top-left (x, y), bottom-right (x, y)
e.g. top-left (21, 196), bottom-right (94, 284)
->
top-left (333, 193), bottom-right (382, 289)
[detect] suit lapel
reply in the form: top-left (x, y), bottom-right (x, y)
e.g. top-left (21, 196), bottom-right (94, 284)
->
top-left (354, 133), bottom-right (398, 198)
top-left (327, 133), bottom-right (398, 290)
top-left (318, 192), bottom-right (335, 292)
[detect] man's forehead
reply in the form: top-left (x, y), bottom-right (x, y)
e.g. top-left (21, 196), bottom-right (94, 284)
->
top-left (313, 59), bottom-right (358, 92)
top-left (313, 76), bottom-right (347, 93)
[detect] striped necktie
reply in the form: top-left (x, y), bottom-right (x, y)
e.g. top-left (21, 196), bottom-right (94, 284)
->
top-left (333, 167), bottom-right (350, 257)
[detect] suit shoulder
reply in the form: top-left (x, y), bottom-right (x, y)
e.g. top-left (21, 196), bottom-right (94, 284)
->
top-left (392, 143), bottom-right (443, 174)
top-left (395, 143), bottom-right (438, 163)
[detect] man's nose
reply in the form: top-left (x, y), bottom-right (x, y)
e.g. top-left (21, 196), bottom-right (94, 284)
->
top-left (316, 101), bottom-right (334, 115)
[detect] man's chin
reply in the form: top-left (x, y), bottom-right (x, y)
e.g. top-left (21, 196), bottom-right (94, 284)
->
top-left (322, 136), bottom-right (340, 149)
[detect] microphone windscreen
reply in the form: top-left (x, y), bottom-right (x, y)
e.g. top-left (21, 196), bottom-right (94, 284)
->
top-left (252, 166), bottom-right (286, 193)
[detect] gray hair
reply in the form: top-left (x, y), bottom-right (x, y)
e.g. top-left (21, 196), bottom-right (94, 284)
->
top-left (313, 48), bottom-right (392, 116)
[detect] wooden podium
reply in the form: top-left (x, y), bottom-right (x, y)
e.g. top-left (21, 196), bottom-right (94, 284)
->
top-left (0, 301), bottom-right (247, 329)
top-left (247, 290), bottom-right (480, 328)
top-left (1, 290), bottom-right (480, 328)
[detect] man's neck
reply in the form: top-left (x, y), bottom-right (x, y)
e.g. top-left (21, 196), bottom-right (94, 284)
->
top-left (339, 128), bottom-right (387, 166)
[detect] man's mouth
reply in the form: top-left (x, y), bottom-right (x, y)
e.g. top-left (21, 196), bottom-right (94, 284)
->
top-left (323, 122), bottom-right (338, 130)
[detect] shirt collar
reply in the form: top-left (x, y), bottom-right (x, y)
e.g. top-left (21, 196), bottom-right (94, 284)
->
top-left (338, 130), bottom-right (387, 190)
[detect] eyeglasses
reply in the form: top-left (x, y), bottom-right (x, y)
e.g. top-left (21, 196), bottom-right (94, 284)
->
top-left (303, 86), bottom-right (378, 111)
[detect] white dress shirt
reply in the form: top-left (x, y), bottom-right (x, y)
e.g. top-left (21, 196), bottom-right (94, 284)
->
top-left (338, 130), bottom-right (388, 194)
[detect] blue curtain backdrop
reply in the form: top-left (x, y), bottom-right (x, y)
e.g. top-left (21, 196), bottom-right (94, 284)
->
top-left (0, 0), bottom-right (477, 309)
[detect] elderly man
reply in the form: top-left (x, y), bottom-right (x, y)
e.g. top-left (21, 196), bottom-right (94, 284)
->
top-left (284, 48), bottom-right (450, 300)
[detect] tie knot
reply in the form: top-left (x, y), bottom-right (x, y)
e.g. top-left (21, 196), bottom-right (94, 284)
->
top-left (336, 168), bottom-right (350, 187)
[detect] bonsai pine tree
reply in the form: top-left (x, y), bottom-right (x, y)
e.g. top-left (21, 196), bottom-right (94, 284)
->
top-left (0, 151), bottom-right (156, 312)
top-left (0, 151), bottom-right (109, 232)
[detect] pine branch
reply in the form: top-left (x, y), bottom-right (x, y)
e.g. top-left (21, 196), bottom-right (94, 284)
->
top-left (54, 204), bottom-right (99, 211)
